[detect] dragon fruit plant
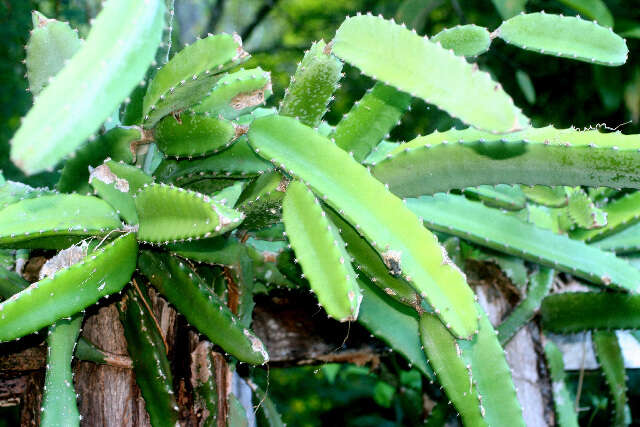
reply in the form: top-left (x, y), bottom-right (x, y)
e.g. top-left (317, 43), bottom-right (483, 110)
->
top-left (1, 0), bottom-right (639, 425)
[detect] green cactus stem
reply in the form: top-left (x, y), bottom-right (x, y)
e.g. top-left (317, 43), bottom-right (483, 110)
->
top-left (10, 0), bottom-right (165, 175)
top-left (496, 12), bottom-right (627, 66)
top-left (0, 233), bottom-right (137, 342)
top-left (248, 115), bottom-right (478, 339)
top-left (279, 40), bottom-right (343, 128)
top-left (282, 181), bottom-right (362, 321)
top-left (332, 14), bottom-right (528, 133)
top-left (541, 292), bottom-right (640, 332)
top-left (407, 194), bottom-right (640, 291)
top-left (118, 285), bottom-right (180, 427)
top-left (138, 251), bottom-right (268, 364)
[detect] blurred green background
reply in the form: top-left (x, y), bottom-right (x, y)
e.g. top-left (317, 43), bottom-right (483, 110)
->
top-left (1, 0), bottom-right (640, 425)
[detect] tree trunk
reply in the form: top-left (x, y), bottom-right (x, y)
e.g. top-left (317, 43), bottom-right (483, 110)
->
top-left (0, 262), bottom-right (554, 426)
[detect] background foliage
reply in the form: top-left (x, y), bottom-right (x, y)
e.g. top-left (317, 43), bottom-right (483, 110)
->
top-left (1, 0), bottom-right (640, 425)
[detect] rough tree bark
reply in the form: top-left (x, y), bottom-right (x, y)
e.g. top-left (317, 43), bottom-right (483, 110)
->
top-left (0, 261), bottom-right (554, 426)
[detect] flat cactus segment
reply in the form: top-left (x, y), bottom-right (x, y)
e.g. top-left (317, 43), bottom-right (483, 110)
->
top-left (103, 160), bottom-right (153, 191)
top-left (155, 137), bottom-right (274, 183)
top-left (522, 186), bottom-right (568, 207)
top-left (431, 24), bottom-right (492, 56)
top-left (332, 15), bottom-right (527, 133)
top-left (463, 184), bottom-right (526, 211)
top-left (566, 187), bottom-right (607, 230)
top-left (26, 12), bottom-right (81, 98)
top-left (236, 172), bottom-right (286, 230)
top-left (89, 160), bottom-right (150, 225)
top-left (279, 40), bottom-right (343, 128)
top-left (406, 194), bottom-right (640, 291)
top-left (358, 279), bottom-right (433, 379)
top-left (118, 286), bottom-right (179, 427)
top-left (10, 0), bottom-right (165, 175)
top-left (544, 340), bottom-right (579, 427)
top-left (497, 268), bottom-right (554, 345)
top-left (0, 233), bottom-right (137, 342)
top-left (40, 314), bottom-right (83, 427)
top-left (457, 307), bottom-right (525, 427)
top-left (138, 251), bottom-right (268, 364)
top-left (248, 115), bottom-right (478, 339)
top-left (327, 209), bottom-right (420, 309)
top-left (154, 114), bottom-right (237, 157)
top-left (0, 267), bottom-right (28, 300)
top-left (192, 67), bottom-right (272, 120)
top-left (592, 331), bottom-right (628, 427)
top-left (142, 33), bottom-right (249, 127)
top-left (592, 222), bottom-right (640, 254)
top-left (0, 181), bottom-right (55, 209)
top-left (419, 312), bottom-right (486, 426)
top-left (571, 192), bottom-right (640, 242)
top-left (0, 194), bottom-right (121, 249)
top-left (333, 83), bottom-right (410, 162)
top-left (283, 181), bottom-right (362, 321)
top-left (496, 12), bottom-right (628, 66)
top-left (541, 292), bottom-right (640, 332)
top-left (134, 183), bottom-right (243, 243)
top-left (56, 127), bottom-right (140, 194)
top-left (557, 0), bottom-right (614, 28)
top-left (372, 126), bottom-right (640, 197)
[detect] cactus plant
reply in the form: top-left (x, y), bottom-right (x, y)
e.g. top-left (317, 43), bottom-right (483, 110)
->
top-left (2, 1), bottom-right (640, 425)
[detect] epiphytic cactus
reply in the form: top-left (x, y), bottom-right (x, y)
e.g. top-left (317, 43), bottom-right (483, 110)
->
top-left (2, 1), bottom-right (640, 425)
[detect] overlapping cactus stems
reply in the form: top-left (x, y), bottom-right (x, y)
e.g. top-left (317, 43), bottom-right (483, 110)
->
top-left (2, 1), bottom-right (639, 424)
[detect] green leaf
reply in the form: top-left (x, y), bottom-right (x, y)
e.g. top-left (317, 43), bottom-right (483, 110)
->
top-left (10, 0), bottom-right (165, 175)
top-left (332, 14), bottom-right (528, 132)
top-left (248, 115), bottom-right (478, 339)
top-left (592, 222), bottom-right (640, 254)
top-left (496, 12), bottom-right (628, 66)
